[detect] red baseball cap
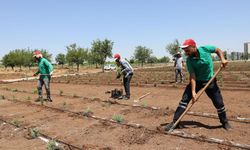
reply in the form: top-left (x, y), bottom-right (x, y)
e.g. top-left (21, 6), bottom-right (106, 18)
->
top-left (114, 53), bottom-right (120, 60)
top-left (33, 50), bottom-right (42, 57)
top-left (179, 39), bottom-right (196, 48)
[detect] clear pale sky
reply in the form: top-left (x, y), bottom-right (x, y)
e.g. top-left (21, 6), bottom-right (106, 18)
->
top-left (0, 0), bottom-right (249, 60)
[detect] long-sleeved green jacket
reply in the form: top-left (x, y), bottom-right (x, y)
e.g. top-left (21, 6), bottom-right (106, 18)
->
top-left (34, 58), bottom-right (53, 79)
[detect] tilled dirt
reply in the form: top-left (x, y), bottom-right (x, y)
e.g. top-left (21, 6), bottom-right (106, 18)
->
top-left (0, 80), bottom-right (249, 149)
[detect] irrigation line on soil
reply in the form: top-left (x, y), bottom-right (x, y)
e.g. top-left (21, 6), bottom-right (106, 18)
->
top-left (2, 96), bottom-right (250, 149)
top-left (0, 73), bottom-right (88, 84)
top-left (0, 118), bottom-right (83, 150)
top-left (1, 87), bottom-right (249, 124)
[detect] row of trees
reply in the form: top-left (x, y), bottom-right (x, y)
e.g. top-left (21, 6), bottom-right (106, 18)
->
top-left (1, 38), bottom-right (177, 71)
top-left (1, 49), bottom-right (52, 70)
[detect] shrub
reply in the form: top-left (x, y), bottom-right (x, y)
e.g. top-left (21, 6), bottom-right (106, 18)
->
top-left (11, 119), bottom-right (20, 127)
top-left (29, 128), bottom-right (39, 138)
top-left (82, 107), bottom-right (93, 116)
top-left (112, 114), bottom-right (124, 123)
top-left (0, 95), bottom-right (5, 100)
top-left (59, 90), bottom-right (63, 96)
top-left (33, 89), bottom-right (38, 94)
top-left (46, 139), bottom-right (59, 150)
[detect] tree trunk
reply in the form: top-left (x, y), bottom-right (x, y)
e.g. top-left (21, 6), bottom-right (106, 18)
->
top-left (77, 64), bottom-right (79, 72)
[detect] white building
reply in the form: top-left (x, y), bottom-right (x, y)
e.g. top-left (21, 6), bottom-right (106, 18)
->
top-left (244, 42), bottom-right (250, 60)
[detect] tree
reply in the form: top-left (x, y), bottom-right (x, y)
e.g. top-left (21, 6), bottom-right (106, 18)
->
top-left (90, 39), bottom-right (113, 72)
top-left (166, 39), bottom-right (181, 57)
top-left (158, 56), bottom-right (170, 63)
top-left (2, 53), bottom-right (15, 69)
top-left (147, 56), bottom-right (158, 65)
top-left (223, 51), bottom-right (228, 60)
top-left (134, 46), bottom-right (152, 67)
top-left (66, 44), bottom-right (88, 71)
top-left (39, 49), bottom-right (52, 62)
top-left (23, 50), bottom-right (34, 69)
top-left (129, 57), bottom-right (135, 64)
top-left (55, 53), bottom-right (66, 68)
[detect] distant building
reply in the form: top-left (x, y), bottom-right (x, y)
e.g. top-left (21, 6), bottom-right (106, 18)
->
top-left (244, 42), bottom-right (250, 60)
top-left (231, 52), bottom-right (244, 60)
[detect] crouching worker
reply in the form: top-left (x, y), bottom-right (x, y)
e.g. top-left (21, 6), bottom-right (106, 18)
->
top-left (165, 39), bottom-right (231, 131)
top-left (33, 50), bottom-right (54, 102)
top-left (114, 53), bottom-right (133, 100)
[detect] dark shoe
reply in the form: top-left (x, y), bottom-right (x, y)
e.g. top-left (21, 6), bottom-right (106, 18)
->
top-left (222, 122), bottom-right (231, 130)
top-left (165, 122), bottom-right (174, 131)
top-left (123, 96), bottom-right (130, 100)
top-left (46, 97), bottom-right (53, 102)
top-left (165, 122), bottom-right (183, 131)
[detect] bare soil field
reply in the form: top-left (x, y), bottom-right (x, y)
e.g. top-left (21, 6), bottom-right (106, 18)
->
top-left (0, 61), bottom-right (249, 149)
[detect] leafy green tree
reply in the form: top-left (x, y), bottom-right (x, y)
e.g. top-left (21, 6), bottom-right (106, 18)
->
top-left (87, 51), bottom-right (99, 68)
top-left (158, 56), bottom-right (170, 63)
top-left (23, 50), bottom-right (34, 69)
top-left (66, 44), bottom-right (88, 71)
top-left (39, 49), bottom-right (52, 62)
top-left (134, 46), bottom-right (152, 67)
top-left (166, 39), bottom-right (181, 57)
top-left (129, 57), bottom-right (135, 64)
top-left (223, 51), bottom-right (227, 60)
top-left (147, 56), bottom-right (158, 65)
top-left (2, 53), bottom-right (15, 69)
top-left (55, 53), bottom-right (66, 68)
top-left (90, 39), bottom-right (113, 72)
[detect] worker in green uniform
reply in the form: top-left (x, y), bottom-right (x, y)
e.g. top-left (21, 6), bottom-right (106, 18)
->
top-left (165, 39), bottom-right (231, 131)
top-left (33, 50), bottom-right (54, 102)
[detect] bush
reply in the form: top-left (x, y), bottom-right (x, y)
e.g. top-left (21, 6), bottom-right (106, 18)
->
top-left (112, 114), bottom-right (124, 123)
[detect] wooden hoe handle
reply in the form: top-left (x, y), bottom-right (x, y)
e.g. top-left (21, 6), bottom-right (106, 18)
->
top-left (169, 66), bottom-right (223, 132)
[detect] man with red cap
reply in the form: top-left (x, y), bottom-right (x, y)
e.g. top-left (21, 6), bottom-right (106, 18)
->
top-left (165, 39), bottom-right (231, 131)
top-left (33, 50), bottom-right (54, 102)
top-left (114, 53), bottom-right (133, 100)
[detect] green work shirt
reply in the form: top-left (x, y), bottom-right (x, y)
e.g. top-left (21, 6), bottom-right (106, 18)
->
top-left (186, 45), bottom-right (216, 81)
top-left (35, 58), bottom-right (53, 79)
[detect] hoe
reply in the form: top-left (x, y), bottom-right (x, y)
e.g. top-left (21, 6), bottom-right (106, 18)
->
top-left (168, 66), bottom-right (223, 132)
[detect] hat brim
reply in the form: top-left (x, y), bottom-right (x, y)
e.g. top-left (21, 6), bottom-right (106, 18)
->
top-left (179, 45), bottom-right (189, 48)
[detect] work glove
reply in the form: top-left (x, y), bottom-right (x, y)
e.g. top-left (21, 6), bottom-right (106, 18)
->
top-left (33, 74), bottom-right (37, 77)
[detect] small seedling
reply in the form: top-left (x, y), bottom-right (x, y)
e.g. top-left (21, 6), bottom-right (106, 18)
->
top-left (0, 95), bottom-right (5, 100)
top-left (40, 98), bottom-right (44, 105)
top-left (33, 89), bottom-right (38, 94)
top-left (29, 128), bottom-right (39, 138)
top-left (3, 87), bottom-right (11, 91)
top-left (46, 139), bottom-right (59, 150)
top-left (59, 90), bottom-right (63, 96)
top-left (112, 114), bottom-right (124, 123)
top-left (72, 94), bottom-right (78, 98)
top-left (11, 119), bottom-right (20, 127)
top-left (82, 107), bottom-right (93, 116)
top-left (12, 88), bottom-right (18, 92)
top-left (12, 95), bottom-right (16, 101)
top-left (62, 102), bottom-right (67, 110)
top-left (26, 96), bottom-right (31, 101)
top-left (141, 101), bottom-right (148, 107)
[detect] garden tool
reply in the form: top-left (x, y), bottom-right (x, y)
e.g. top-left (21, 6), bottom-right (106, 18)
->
top-left (168, 66), bottom-right (223, 132)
